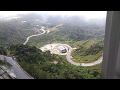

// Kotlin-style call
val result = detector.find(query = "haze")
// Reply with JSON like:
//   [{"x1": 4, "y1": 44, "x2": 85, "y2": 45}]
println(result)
[{"x1": 0, "y1": 11, "x2": 107, "y2": 19}]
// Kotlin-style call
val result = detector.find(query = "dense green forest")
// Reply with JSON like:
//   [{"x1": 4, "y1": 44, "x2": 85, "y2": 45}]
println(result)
[
  {"x1": 27, "y1": 23, "x2": 105, "y2": 48},
  {"x1": 6, "y1": 44, "x2": 101, "y2": 79},
  {"x1": 0, "y1": 15, "x2": 47, "y2": 46},
  {"x1": 0, "y1": 44, "x2": 102, "y2": 79},
  {"x1": 0, "y1": 46, "x2": 7, "y2": 55}
]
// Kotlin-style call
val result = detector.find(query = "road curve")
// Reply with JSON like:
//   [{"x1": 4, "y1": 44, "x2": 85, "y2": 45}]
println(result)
[
  {"x1": 23, "y1": 27, "x2": 102, "y2": 67},
  {"x1": 64, "y1": 44, "x2": 103, "y2": 66},
  {"x1": 81, "y1": 56, "x2": 103, "y2": 66},
  {"x1": 23, "y1": 27, "x2": 46, "y2": 45},
  {"x1": 5, "y1": 27, "x2": 46, "y2": 79},
  {"x1": 1, "y1": 27, "x2": 46, "y2": 79}
]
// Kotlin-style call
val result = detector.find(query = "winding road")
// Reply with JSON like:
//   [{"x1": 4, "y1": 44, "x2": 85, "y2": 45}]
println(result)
[
  {"x1": 24, "y1": 27, "x2": 103, "y2": 67},
  {"x1": 0, "y1": 26, "x2": 103, "y2": 79},
  {"x1": 0, "y1": 27, "x2": 46, "y2": 79},
  {"x1": 61, "y1": 44, "x2": 103, "y2": 66},
  {"x1": 23, "y1": 27, "x2": 46, "y2": 45},
  {"x1": 5, "y1": 26, "x2": 102, "y2": 79}
]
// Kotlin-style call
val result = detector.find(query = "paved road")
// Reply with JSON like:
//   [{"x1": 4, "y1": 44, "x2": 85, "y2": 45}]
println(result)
[
  {"x1": 64, "y1": 44, "x2": 103, "y2": 66},
  {"x1": 3, "y1": 26, "x2": 46, "y2": 79},
  {"x1": 23, "y1": 26, "x2": 103, "y2": 67},
  {"x1": 23, "y1": 27, "x2": 46, "y2": 45},
  {"x1": 81, "y1": 56, "x2": 103, "y2": 66},
  {"x1": 0, "y1": 27, "x2": 47, "y2": 79},
  {"x1": 0, "y1": 25, "x2": 103, "y2": 79}
]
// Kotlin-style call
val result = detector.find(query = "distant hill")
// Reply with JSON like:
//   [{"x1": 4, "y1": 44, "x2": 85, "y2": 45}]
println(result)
[
  {"x1": 0, "y1": 17, "x2": 42, "y2": 46},
  {"x1": 0, "y1": 13, "x2": 106, "y2": 46}
]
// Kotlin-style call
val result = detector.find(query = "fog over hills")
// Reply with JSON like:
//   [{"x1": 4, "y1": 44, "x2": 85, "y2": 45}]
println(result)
[
  {"x1": 0, "y1": 12, "x2": 106, "y2": 46},
  {"x1": 0, "y1": 11, "x2": 106, "y2": 18},
  {"x1": 0, "y1": 11, "x2": 106, "y2": 79}
]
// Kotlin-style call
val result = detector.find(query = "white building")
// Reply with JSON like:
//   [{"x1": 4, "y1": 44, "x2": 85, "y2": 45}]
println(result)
[{"x1": 58, "y1": 46, "x2": 66, "y2": 53}]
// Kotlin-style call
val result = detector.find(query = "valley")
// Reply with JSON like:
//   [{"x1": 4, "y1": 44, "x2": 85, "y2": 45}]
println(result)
[{"x1": 0, "y1": 12, "x2": 106, "y2": 79}]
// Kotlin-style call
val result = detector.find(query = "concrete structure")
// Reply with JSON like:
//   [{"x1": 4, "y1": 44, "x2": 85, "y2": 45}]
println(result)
[
  {"x1": 0, "y1": 55, "x2": 33, "y2": 79},
  {"x1": 102, "y1": 11, "x2": 120, "y2": 79},
  {"x1": 0, "y1": 56, "x2": 16, "y2": 79},
  {"x1": 58, "y1": 46, "x2": 66, "y2": 53},
  {"x1": 0, "y1": 66, "x2": 16, "y2": 79},
  {"x1": 0, "y1": 55, "x2": 5, "y2": 61}
]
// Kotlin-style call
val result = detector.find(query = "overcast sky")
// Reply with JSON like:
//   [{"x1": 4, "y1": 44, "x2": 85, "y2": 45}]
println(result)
[{"x1": 0, "y1": 11, "x2": 107, "y2": 19}]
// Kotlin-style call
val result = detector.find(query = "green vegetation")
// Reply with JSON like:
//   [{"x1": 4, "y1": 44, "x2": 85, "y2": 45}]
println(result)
[
  {"x1": 6, "y1": 44, "x2": 101, "y2": 79},
  {"x1": 81, "y1": 64, "x2": 102, "y2": 79},
  {"x1": 0, "y1": 13, "x2": 105, "y2": 79},
  {"x1": 7, "y1": 44, "x2": 84, "y2": 79},
  {"x1": 23, "y1": 20, "x2": 104, "y2": 79},
  {"x1": 27, "y1": 24, "x2": 104, "y2": 63},
  {"x1": 48, "y1": 24, "x2": 63, "y2": 32},
  {"x1": 27, "y1": 23, "x2": 104, "y2": 48},
  {"x1": 0, "y1": 18, "x2": 45, "y2": 46},
  {"x1": 71, "y1": 40, "x2": 103, "y2": 63},
  {"x1": 72, "y1": 51, "x2": 102, "y2": 63},
  {"x1": 0, "y1": 46, "x2": 7, "y2": 55}
]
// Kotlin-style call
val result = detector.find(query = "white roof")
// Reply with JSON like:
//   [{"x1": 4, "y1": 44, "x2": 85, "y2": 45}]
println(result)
[{"x1": 58, "y1": 46, "x2": 65, "y2": 50}]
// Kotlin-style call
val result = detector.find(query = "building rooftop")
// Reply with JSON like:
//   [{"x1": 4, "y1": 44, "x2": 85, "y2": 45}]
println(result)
[{"x1": 58, "y1": 46, "x2": 66, "y2": 51}]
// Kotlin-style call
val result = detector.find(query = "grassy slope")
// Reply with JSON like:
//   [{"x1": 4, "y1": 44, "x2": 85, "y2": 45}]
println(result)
[
  {"x1": 27, "y1": 24, "x2": 67, "y2": 48},
  {"x1": 18, "y1": 55, "x2": 102, "y2": 79},
  {"x1": 7, "y1": 44, "x2": 101, "y2": 79},
  {"x1": 27, "y1": 25, "x2": 103, "y2": 63},
  {"x1": 0, "y1": 19, "x2": 44, "y2": 46},
  {"x1": 71, "y1": 39, "x2": 103, "y2": 63},
  {"x1": 72, "y1": 51, "x2": 102, "y2": 63}
]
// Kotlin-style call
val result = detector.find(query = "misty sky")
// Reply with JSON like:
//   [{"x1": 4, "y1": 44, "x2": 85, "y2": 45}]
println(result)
[{"x1": 0, "y1": 11, "x2": 107, "y2": 19}]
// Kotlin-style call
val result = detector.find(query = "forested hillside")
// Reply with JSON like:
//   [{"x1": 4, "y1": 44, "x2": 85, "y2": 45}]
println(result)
[
  {"x1": 0, "y1": 13, "x2": 105, "y2": 79},
  {"x1": 7, "y1": 44, "x2": 101, "y2": 79},
  {"x1": 27, "y1": 22, "x2": 105, "y2": 48},
  {"x1": 0, "y1": 15, "x2": 46, "y2": 46},
  {"x1": 0, "y1": 13, "x2": 105, "y2": 46}
]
